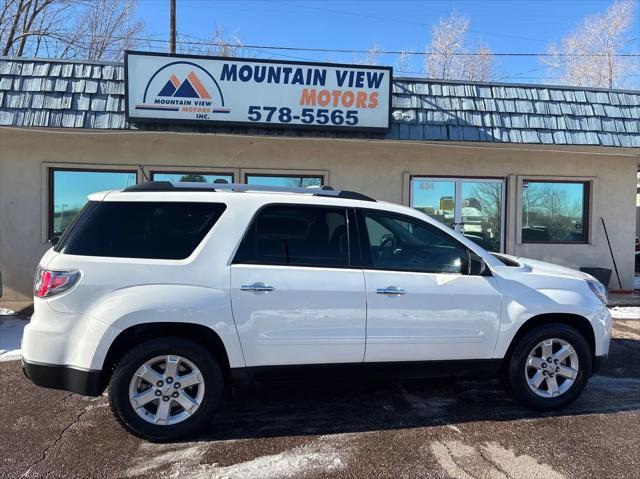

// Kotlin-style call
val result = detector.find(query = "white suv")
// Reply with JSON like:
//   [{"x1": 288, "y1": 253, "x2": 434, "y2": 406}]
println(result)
[{"x1": 22, "y1": 182, "x2": 611, "y2": 441}]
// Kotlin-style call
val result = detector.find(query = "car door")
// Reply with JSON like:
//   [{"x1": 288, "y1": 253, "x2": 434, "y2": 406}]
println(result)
[
  {"x1": 230, "y1": 203, "x2": 366, "y2": 367},
  {"x1": 358, "y1": 208, "x2": 502, "y2": 362}
]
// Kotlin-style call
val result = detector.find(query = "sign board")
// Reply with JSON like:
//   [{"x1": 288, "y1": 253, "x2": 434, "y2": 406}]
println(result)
[{"x1": 125, "y1": 51, "x2": 392, "y2": 132}]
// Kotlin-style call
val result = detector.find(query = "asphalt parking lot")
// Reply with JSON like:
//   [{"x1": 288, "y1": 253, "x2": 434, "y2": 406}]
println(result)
[{"x1": 1, "y1": 318, "x2": 639, "y2": 479}]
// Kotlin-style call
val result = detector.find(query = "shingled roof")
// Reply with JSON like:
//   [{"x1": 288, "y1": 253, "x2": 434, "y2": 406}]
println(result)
[{"x1": 1, "y1": 56, "x2": 639, "y2": 147}]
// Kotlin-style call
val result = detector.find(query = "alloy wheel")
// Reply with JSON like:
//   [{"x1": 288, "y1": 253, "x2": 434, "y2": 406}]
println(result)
[
  {"x1": 128, "y1": 355, "x2": 205, "y2": 426},
  {"x1": 525, "y1": 338, "x2": 580, "y2": 398}
]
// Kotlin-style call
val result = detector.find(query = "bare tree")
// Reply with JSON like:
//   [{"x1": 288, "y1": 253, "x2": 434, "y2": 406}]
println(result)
[
  {"x1": 0, "y1": 0, "x2": 143, "y2": 60},
  {"x1": 68, "y1": 0, "x2": 143, "y2": 61},
  {"x1": 1, "y1": 0, "x2": 61, "y2": 56},
  {"x1": 207, "y1": 26, "x2": 244, "y2": 57},
  {"x1": 425, "y1": 11, "x2": 497, "y2": 81},
  {"x1": 541, "y1": 0, "x2": 636, "y2": 88},
  {"x1": 462, "y1": 43, "x2": 494, "y2": 82},
  {"x1": 355, "y1": 44, "x2": 382, "y2": 66},
  {"x1": 178, "y1": 26, "x2": 246, "y2": 57},
  {"x1": 395, "y1": 48, "x2": 414, "y2": 75}
]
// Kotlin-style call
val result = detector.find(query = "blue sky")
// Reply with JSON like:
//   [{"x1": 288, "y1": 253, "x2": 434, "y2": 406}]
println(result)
[{"x1": 133, "y1": 0, "x2": 640, "y2": 89}]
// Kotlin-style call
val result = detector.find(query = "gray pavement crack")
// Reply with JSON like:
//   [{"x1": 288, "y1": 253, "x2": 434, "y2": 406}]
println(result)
[{"x1": 20, "y1": 403, "x2": 92, "y2": 478}]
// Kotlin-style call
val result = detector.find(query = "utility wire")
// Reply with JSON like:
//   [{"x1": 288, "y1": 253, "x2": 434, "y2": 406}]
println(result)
[{"x1": 22, "y1": 32, "x2": 640, "y2": 57}]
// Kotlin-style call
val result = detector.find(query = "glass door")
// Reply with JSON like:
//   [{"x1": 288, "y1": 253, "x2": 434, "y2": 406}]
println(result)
[{"x1": 410, "y1": 177, "x2": 505, "y2": 252}]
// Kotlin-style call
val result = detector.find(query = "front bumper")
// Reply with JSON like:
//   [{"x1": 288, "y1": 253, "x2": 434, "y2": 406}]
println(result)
[{"x1": 22, "y1": 359, "x2": 103, "y2": 396}]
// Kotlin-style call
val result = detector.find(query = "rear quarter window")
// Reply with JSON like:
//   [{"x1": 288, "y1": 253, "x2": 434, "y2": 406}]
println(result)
[{"x1": 55, "y1": 201, "x2": 226, "y2": 259}]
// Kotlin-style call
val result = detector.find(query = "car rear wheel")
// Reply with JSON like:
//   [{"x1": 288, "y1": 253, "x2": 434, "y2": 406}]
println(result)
[
  {"x1": 505, "y1": 323, "x2": 592, "y2": 410},
  {"x1": 108, "y1": 337, "x2": 223, "y2": 441}
]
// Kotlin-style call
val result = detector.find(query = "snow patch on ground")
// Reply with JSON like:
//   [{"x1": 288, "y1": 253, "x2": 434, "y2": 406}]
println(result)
[
  {"x1": 126, "y1": 443, "x2": 209, "y2": 478},
  {"x1": 206, "y1": 443, "x2": 345, "y2": 479},
  {"x1": 0, "y1": 307, "x2": 16, "y2": 315},
  {"x1": 126, "y1": 435, "x2": 351, "y2": 479},
  {"x1": 430, "y1": 440, "x2": 565, "y2": 479},
  {"x1": 609, "y1": 307, "x2": 640, "y2": 320},
  {"x1": 612, "y1": 320, "x2": 640, "y2": 340},
  {"x1": 0, "y1": 318, "x2": 26, "y2": 361}
]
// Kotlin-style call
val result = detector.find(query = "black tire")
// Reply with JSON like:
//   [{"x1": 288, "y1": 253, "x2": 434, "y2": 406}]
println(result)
[
  {"x1": 108, "y1": 337, "x2": 223, "y2": 441},
  {"x1": 505, "y1": 323, "x2": 592, "y2": 410}
]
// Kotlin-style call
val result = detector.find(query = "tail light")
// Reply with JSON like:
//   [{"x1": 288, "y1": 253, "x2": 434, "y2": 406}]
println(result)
[{"x1": 34, "y1": 268, "x2": 80, "y2": 298}]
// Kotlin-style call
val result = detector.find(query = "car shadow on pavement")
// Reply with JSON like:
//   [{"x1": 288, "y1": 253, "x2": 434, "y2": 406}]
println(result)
[{"x1": 195, "y1": 336, "x2": 640, "y2": 443}]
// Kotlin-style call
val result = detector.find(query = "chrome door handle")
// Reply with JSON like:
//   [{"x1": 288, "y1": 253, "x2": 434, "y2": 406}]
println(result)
[
  {"x1": 376, "y1": 286, "x2": 406, "y2": 295},
  {"x1": 241, "y1": 282, "x2": 275, "y2": 292}
]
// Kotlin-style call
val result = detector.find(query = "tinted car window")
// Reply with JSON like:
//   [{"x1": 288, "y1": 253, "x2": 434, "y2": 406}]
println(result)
[
  {"x1": 56, "y1": 201, "x2": 226, "y2": 259},
  {"x1": 361, "y1": 210, "x2": 468, "y2": 274},
  {"x1": 234, "y1": 205, "x2": 349, "y2": 267}
]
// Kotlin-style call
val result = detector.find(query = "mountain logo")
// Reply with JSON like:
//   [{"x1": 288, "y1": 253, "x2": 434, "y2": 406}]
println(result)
[
  {"x1": 158, "y1": 71, "x2": 211, "y2": 99},
  {"x1": 135, "y1": 60, "x2": 230, "y2": 116}
]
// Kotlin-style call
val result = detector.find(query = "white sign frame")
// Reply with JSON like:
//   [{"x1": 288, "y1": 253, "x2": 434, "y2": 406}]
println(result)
[{"x1": 125, "y1": 51, "x2": 392, "y2": 132}]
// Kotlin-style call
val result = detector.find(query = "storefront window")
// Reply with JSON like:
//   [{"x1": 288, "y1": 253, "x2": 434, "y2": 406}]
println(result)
[
  {"x1": 521, "y1": 180, "x2": 588, "y2": 243},
  {"x1": 411, "y1": 179, "x2": 456, "y2": 228},
  {"x1": 50, "y1": 169, "x2": 137, "y2": 239},
  {"x1": 410, "y1": 177, "x2": 504, "y2": 252},
  {"x1": 151, "y1": 172, "x2": 233, "y2": 184},
  {"x1": 245, "y1": 174, "x2": 323, "y2": 188},
  {"x1": 460, "y1": 180, "x2": 503, "y2": 252}
]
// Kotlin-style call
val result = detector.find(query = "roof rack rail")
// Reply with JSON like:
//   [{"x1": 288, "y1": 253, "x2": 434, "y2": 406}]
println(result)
[{"x1": 122, "y1": 181, "x2": 376, "y2": 202}]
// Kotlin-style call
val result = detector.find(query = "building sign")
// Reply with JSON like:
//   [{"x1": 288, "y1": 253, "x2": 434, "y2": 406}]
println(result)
[{"x1": 125, "y1": 51, "x2": 392, "y2": 131}]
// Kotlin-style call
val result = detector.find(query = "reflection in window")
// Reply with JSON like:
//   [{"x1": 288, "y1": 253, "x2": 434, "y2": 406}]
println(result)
[
  {"x1": 410, "y1": 179, "x2": 456, "y2": 228},
  {"x1": 410, "y1": 178, "x2": 504, "y2": 252},
  {"x1": 460, "y1": 181, "x2": 503, "y2": 252},
  {"x1": 521, "y1": 181, "x2": 588, "y2": 243},
  {"x1": 51, "y1": 169, "x2": 136, "y2": 239},
  {"x1": 151, "y1": 172, "x2": 233, "y2": 184},
  {"x1": 245, "y1": 174, "x2": 323, "y2": 188}
]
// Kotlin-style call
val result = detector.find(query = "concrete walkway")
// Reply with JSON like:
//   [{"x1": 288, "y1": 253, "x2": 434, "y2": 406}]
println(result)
[{"x1": 608, "y1": 294, "x2": 640, "y2": 307}]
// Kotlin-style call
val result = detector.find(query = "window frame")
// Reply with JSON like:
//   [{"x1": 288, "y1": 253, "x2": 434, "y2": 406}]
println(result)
[
  {"x1": 241, "y1": 168, "x2": 328, "y2": 188},
  {"x1": 404, "y1": 173, "x2": 508, "y2": 254},
  {"x1": 355, "y1": 207, "x2": 471, "y2": 275},
  {"x1": 47, "y1": 166, "x2": 138, "y2": 242},
  {"x1": 519, "y1": 178, "x2": 591, "y2": 245},
  {"x1": 232, "y1": 203, "x2": 360, "y2": 269},
  {"x1": 148, "y1": 166, "x2": 237, "y2": 184}
]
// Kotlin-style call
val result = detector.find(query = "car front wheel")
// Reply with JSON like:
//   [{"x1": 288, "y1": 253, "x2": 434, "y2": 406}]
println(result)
[
  {"x1": 108, "y1": 337, "x2": 223, "y2": 441},
  {"x1": 505, "y1": 323, "x2": 592, "y2": 410}
]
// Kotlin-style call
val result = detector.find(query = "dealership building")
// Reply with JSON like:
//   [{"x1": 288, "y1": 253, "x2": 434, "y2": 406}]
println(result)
[{"x1": 0, "y1": 53, "x2": 639, "y2": 309}]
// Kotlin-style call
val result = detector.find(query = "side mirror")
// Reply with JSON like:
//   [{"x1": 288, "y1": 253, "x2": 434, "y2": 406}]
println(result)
[
  {"x1": 49, "y1": 236, "x2": 59, "y2": 247},
  {"x1": 467, "y1": 251, "x2": 487, "y2": 276}
]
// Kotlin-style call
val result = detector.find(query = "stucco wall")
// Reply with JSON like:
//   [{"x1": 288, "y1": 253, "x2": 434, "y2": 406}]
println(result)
[{"x1": 1, "y1": 127, "x2": 637, "y2": 305}]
